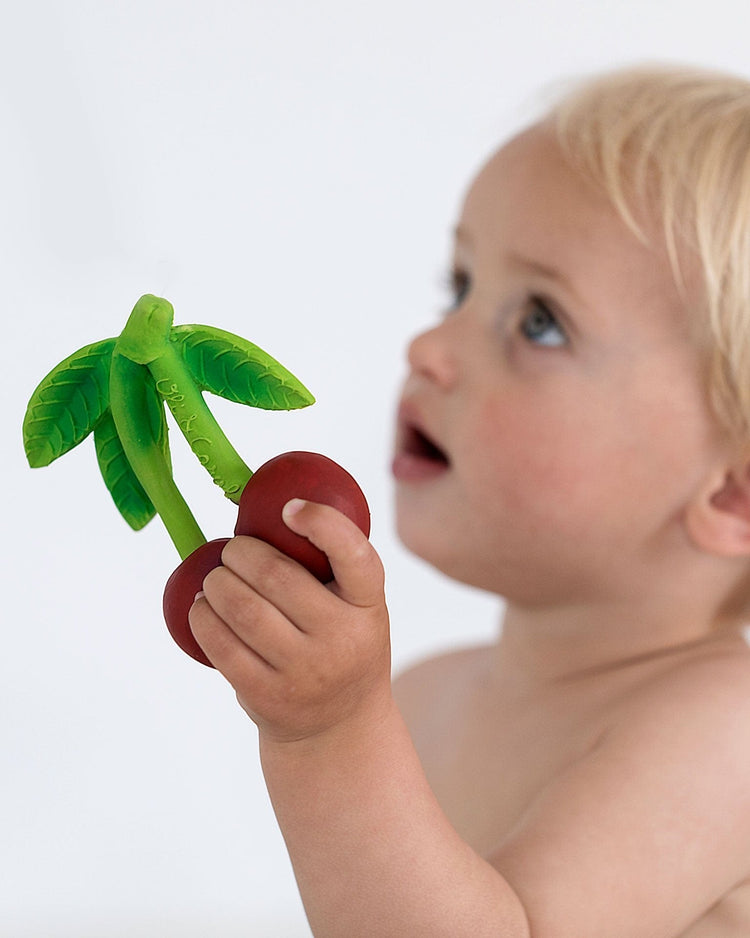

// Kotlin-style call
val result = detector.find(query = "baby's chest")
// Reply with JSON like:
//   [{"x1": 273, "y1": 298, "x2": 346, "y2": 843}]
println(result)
[{"x1": 411, "y1": 697, "x2": 604, "y2": 857}]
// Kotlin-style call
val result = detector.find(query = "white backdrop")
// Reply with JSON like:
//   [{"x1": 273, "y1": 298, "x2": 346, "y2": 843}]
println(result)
[{"x1": 3, "y1": 2, "x2": 748, "y2": 935}]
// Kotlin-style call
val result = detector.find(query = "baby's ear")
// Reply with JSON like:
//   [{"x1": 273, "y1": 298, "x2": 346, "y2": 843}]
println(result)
[{"x1": 685, "y1": 461, "x2": 750, "y2": 556}]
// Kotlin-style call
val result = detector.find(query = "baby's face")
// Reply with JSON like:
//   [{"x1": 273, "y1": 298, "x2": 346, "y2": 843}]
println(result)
[{"x1": 393, "y1": 124, "x2": 726, "y2": 603}]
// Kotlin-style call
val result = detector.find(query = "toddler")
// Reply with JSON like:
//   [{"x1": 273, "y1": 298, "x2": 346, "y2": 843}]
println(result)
[{"x1": 190, "y1": 65, "x2": 750, "y2": 937}]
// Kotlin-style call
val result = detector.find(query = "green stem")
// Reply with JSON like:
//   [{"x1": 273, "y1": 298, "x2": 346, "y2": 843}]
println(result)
[
  {"x1": 147, "y1": 342, "x2": 252, "y2": 504},
  {"x1": 110, "y1": 352, "x2": 206, "y2": 561},
  {"x1": 116, "y1": 293, "x2": 252, "y2": 505}
]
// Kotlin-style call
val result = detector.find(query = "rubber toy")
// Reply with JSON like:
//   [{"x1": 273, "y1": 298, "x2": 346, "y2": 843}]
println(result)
[{"x1": 23, "y1": 294, "x2": 370, "y2": 666}]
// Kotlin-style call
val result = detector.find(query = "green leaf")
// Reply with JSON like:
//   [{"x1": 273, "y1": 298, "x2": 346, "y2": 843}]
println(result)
[
  {"x1": 171, "y1": 324, "x2": 315, "y2": 411},
  {"x1": 94, "y1": 409, "x2": 157, "y2": 530},
  {"x1": 93, "y1": 364, "x2": 172, "y2": 530},
  {"x1": 23, "y1": 338, "x2": 116, "y2": 468}
]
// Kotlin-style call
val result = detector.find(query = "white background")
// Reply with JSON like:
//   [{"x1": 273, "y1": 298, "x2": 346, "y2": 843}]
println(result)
[{"x1": 2, "y1": 1, "x2": 748, "y2": 935}]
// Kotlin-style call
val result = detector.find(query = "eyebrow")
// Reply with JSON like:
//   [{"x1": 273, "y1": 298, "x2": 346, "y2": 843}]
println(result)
[
  {"x1": 506, "y1": 253, "x2": 578, "y2": 294},
  {"x1": 454, "y1": 226, "x2": 585, "y2": 308}
]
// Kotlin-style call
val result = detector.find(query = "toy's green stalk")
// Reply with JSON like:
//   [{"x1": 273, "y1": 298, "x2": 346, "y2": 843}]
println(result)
[
  {"x1": 117, "y1": 295, "x2": 252, "y2": 502},
  {"x1": 148, "y1": 343, "x2": 252, "y2": 501},
  {"x1": 109, "y1": 352, "x2": 206, "y2": 561}
]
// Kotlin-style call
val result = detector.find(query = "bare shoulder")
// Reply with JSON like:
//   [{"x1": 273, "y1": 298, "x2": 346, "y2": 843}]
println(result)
[
  {"x1": 599, "y1": 632, "x2": 750, "y2": 834},
  {"x1": 393, "y1": 643, "x2": 490, "y2": 724},
  {"x1": 613, "y1": 632, "x2": 750, "y2": 731},
  {"x1": 490, "y1": 636, "x2": 750, "y2": 936}
]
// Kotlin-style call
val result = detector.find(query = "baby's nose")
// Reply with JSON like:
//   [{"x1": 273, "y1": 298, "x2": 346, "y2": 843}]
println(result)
[{"x1": 406, "y1": 320, "x2": 459, "y2": 389}]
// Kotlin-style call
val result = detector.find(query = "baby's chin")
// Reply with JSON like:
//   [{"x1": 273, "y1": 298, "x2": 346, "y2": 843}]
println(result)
[{"x1": 393, "y1": 506, "x2": 485, "y2": 588}]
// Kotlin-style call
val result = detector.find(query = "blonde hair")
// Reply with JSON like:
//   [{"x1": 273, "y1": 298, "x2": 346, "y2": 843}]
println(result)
[{"x1": 550, "y1": 64, "x2": 750, "y2": 441}]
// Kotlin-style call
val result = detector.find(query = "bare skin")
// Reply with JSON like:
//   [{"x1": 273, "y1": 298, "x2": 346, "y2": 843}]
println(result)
[
  {"x1": 190, "y1": 124, "x2": 750, "y2": 936},
  {"x1": 394, "y1": 633, "x2": 750, "y2": 937}
]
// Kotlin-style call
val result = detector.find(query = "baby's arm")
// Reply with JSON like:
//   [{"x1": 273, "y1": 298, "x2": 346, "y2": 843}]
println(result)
[
  {"x1": 189, "y1": 501, "x2": 529, "y2": 937},
  {"x1": 189, "y1": 503, "x2": 750, "y2": 937}
]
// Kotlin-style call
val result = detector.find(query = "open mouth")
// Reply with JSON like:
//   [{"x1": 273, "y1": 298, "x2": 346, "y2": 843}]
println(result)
[
  {"x1": 393, "y1": 416, "x2": 450, "y2": 481},
  {"x1": 402, "y1": 424, "x2": 449, "y2": 465}
]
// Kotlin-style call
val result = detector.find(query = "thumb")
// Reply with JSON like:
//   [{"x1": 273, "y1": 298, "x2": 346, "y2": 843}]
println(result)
[{"x1": 282, "y1": 498, "x2": 384, "y2": 606}]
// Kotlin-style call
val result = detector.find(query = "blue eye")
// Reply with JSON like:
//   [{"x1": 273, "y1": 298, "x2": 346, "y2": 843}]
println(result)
[
  {"x1": 520, "y1": 298, "x2": 567, "y2": 347},
  {"x1": 445, "y1": 267, "x2": 470, "y2": 312}
]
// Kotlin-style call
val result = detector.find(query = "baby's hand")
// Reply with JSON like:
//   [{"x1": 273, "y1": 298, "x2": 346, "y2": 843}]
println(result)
[{"x1": 188, "y1": 500, "x2": 391, "y2": 744}]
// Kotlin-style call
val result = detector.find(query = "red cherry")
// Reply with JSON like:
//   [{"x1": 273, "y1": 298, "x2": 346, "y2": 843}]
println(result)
[
  {"x1": 234, "y1": 451, "x2": 370, "y2": 582},
  {"x1": 162, "y1": 537, "x2": 230, "y2": 667}
]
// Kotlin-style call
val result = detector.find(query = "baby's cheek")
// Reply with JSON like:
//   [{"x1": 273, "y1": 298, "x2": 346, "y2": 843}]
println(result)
[{"x1": 472, "y1": 403, "x2": 586, "y2": 503}]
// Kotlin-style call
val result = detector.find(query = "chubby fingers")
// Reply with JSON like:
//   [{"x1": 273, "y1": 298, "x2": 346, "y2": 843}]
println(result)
[
  {"x1": 192, "y1": 554, "x2": 303, "y2": 670},
  {"x1": 281, "y1": 498, "x2": 384, "y2": 606},
  {"x1": 189, "y1": 500, "x2": 382, "y2": 666},
  {"x1": 189, "y1": 531, "x2": 338, "y2": 674}
]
